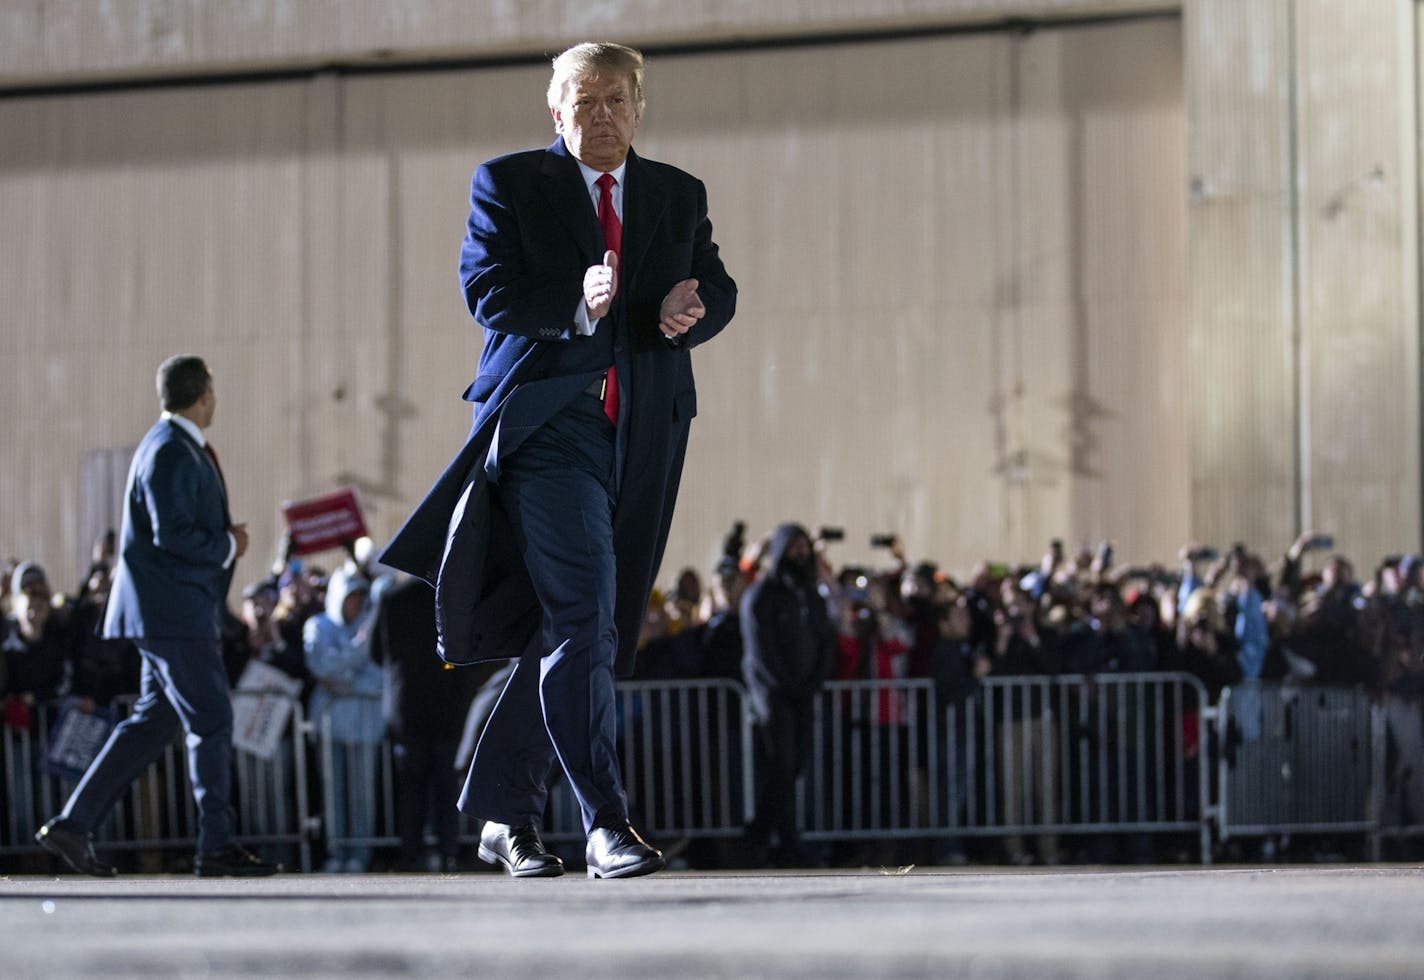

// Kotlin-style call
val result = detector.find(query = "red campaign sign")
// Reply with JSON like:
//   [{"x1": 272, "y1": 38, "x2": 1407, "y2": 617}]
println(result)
[{"x1": 280, "y1": 487, "x2": 369, "y2": 557}]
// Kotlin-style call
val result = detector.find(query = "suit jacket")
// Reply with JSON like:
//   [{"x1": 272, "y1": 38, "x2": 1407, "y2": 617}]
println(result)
[
  {"x1": 103, "y1": 418, "x2": 233, "y2": 642},
  {"x1": 380, "y1": 137, "x2": 736, "y2": 675}
]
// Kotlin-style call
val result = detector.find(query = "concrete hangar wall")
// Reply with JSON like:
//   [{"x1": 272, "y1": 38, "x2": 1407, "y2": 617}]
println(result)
[{"x1": 0, "y1": 0, "x2": 1417, "y2": 591}]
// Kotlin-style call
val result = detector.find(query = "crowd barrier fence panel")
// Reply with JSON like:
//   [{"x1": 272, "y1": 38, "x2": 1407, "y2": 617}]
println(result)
[
  {"x1": 1216, "y1": 682, "x2": 1383, "y2": 858},
  {"x1": 802, "y1": 674, "x2": 1214, "y2": 861},
  {"x1": 1, "y1": 704, "x2": 64, "y2": 855},
  {"x1": 314, "y1": 715, "x2": 397, "y2": 868},
  {"x1": 1379, "y1": 692, "x2": 1424, "y2": 850},
  {"x1": 802, "y1": 678, "x2": 938, "y2": 843},
  {"x1": 317, "y1": 679, "x2": 755, "y2": 858},
  {"x1": 1, "y1": 693, "x2": 312, "y2": 871},
  {"x1": 13, "y1": 675, "x2": 1417, "y2": 870},
  {"x1": 518, "y1": 678, "x2": 756, "y2": 843}
]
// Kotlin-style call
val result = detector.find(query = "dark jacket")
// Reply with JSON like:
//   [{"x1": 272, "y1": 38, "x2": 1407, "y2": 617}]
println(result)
[
  {"x1": 1, "y1": 615, "x2": 75, "y2": 703},
  {"x1": 372, "y1": 577, "x2": 477, "y2": 741},
  {"x1": 379, "y1": 138, "x2": 735, "y2": 677},
  {"x1": 740, "y1": 524, "x2": 836, "y2": 721},
  {"x1": 103, "y1": 418, "x2": 233, "y2": 641}
]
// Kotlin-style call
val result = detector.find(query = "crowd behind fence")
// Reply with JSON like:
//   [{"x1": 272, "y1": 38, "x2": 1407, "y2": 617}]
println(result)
[
  {"x1": 4, "y1": 524, "x2": 1424, "y2": 871},
  {"x1": 3, "y1": 675, "x2": 1420, "y2": 873}
]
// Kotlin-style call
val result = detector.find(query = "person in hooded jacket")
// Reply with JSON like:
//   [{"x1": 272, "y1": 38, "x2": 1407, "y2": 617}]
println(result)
[
  {"x1": 739, "y1": 523, "x2": 835, "y2": 866},
  {"x1": 304, "y1": 567, "x2": 383, "y2": 873}
]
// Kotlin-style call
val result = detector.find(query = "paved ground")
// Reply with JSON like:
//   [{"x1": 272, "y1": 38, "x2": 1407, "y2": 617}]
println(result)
[{"x1": 2, "y1": 865, "x2": 1422, "y2": 978}]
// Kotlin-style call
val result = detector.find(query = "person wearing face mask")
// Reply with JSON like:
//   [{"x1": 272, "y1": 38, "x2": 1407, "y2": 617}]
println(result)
[{"x1": 739, "y1": 523, "x2": 836, "y2": 867}]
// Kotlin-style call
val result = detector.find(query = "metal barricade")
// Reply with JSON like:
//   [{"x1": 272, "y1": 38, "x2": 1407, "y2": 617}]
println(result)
[
  {"x1": 1217, "y1": 683, "x2": 1383, "y2": 858},
  {"x1": 230, "y1": 694, "x2": 313, "y2": 872},
  {"x1": 803, "y1": 678, "x2": 939, "y2": 841},
  {"x1": 1, "y1": 701, "x2": 69, "y2": 856},
  {"x1": 803, "y1": 674, "x2": 1213, "y2": 861},
  {"x1": 515, "y1": 678, "x2": 755, "y2": 843},
  {"x1": 316, "y1": 679, "x2": 754, "y2": 859},
  {"x1": 23, "y1": 673, "x2": 1415, "y2": 869},
  {"x1": 1379, "y1": 691, "x2": 1424, "y2": 852},
  {"x1": 313, "y1": 714, "x2": 394, "y2": 870},
  {"x1": 1, "y1": 692, "x2": 312, "y2": 871}
]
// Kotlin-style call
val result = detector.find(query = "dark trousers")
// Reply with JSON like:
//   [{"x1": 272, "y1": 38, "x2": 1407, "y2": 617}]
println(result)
[
  {"x1": 750, "y1": 701, "x2": 814, "y2": 856},
  {"x1": 62, "y1": 638, "x2": 234, "y2": 853},
  {"x1": 393, "y1": 736, "x2": 460, "y2": 863},
  {"x1": 461, "y1": 395, "x2": 627, "y2": 833}
]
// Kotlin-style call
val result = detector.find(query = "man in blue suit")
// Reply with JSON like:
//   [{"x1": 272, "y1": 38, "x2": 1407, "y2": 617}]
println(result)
[
  {"x1": 36, "y1": 355, "x2": 278, "y2": 877},
  {"x1": 381, "y1": 42, "x2": 736, "y2": 879}
]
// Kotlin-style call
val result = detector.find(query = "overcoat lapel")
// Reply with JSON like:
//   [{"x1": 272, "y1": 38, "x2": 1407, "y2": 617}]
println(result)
[
  {"x1": 539, "y1": 139, "x2": 602, "y2": 265},
  {"x1": 621, "y1": 149, "x2": 667, "y2": 294}
]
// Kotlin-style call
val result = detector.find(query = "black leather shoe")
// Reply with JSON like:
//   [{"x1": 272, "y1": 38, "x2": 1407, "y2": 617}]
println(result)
[
  {"x1": 478, "y1": 821, "x2": 564, "y2": 878},
  {"x1": 194, "y1": 843, "x2": 281, "y2": 878},
  {"x1": 35, "y1": 818, "x2": 116, "y2": 878},
  {"x1": 585, "y1": 822, "x2": 664, "y2": 879}
]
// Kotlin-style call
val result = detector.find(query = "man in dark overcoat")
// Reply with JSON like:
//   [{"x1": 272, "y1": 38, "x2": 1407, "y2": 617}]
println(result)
[{"x1": 380, "y1": 41, "x2": 735, "y2": 879}]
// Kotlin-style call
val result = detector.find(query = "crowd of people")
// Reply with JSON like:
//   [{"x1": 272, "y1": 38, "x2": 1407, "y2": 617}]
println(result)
[
  {"x1": 636, "y1": 523, "x2": 1424, "y2": 863},
  {"x1": 4, "y1": 523, "x2": 1423, "y2": 871},
  {"x1": 638, "y1": 523, "x2": 1424, "y2": 698}
]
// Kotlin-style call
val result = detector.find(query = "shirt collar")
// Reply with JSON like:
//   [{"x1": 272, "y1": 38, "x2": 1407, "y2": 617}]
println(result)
[
  {"x1": 576, "y1": 158, "x2": 627, "y2": 197},
  {"x1": 161, "y1": 411, "x2": 206, "y2": 448}
]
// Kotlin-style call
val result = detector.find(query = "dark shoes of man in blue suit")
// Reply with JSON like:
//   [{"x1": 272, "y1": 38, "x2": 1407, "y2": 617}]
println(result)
[
  {"x1": 475, "y1": 818, "x2": 664, "y2": 879},
  {"x1": 585, "y1": 820, "x2": 665, "y2": 879},
  {"x1": 478, "y1": 822, "x2": 565, "y2": 878},
  {"x1": 36, "y1": 356, "x2": 277, "y2": 879}
]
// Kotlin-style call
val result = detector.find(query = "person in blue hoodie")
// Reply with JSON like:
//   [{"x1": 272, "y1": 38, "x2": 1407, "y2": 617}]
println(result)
[{"x1": 304, "y1": 567, "x2": 383, "y2": 873}]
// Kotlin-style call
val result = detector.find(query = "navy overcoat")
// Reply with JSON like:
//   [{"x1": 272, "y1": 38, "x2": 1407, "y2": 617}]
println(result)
[{"x1": 379, "y1": 138, "x2": 736, "y2": 675}]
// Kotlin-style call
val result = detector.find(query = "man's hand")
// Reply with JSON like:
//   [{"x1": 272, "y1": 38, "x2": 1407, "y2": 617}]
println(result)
[
  {"x1": 584, "y1": 250, "x2": 618, "y2": 320},
  {"x1": 231, "y1": 523, "x2": 249, "y2": 561},
  {"x1": 659, "y1": 278, "x2": 704, "y2": 338}
]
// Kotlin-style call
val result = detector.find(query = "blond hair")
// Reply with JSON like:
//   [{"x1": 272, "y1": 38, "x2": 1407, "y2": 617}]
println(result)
[
  {"x1": 547, "y1": 42, "x2": 646, "y2": 115},
  {"x1": 1180, "y1": 587, "x2": 1224, "y2": 633}
]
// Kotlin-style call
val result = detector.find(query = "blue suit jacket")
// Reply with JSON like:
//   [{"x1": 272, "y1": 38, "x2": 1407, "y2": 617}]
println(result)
[
  {"x1": 381, "y1": 138, "x2": 736, "y2": 674},
  {"x1": 103, "y1": 418, "x2": 233, "y2": 642}
]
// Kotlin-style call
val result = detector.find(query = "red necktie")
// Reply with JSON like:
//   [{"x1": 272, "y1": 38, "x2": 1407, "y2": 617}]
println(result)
[{"x1": 596, "y1": 172, "x2": 621, "y2": 425}]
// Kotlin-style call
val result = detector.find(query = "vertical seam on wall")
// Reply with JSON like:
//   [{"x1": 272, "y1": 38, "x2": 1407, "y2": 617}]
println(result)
[
  {"x1": 1415, "y1": 0, "x2": 1424, "y2": 550},
  {"x1": 1287, "y1": 0, "x2": 1307, "y2": 538}
]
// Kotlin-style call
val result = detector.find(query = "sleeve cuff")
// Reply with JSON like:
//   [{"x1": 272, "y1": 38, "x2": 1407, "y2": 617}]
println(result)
[
  {"x1": 224, "y1": 532, "x2": 238, "y2": 569},
  {"x1": 574, "y1": 300, "x2": 599, "y2": 337}
]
